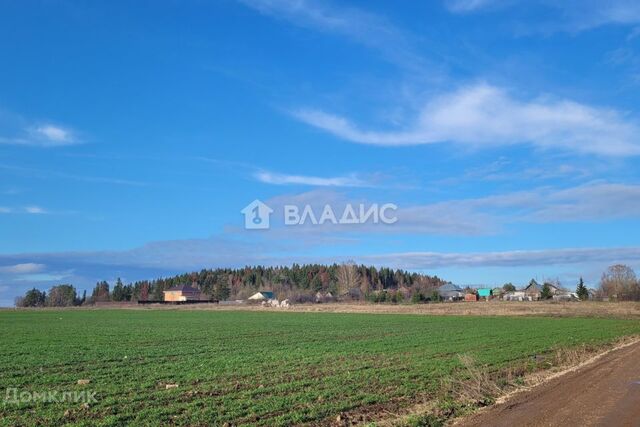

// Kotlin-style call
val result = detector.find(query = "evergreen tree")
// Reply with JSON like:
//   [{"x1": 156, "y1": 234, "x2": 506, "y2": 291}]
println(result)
[
  {"x1": 112, "y1": 278, "x2": 125, "y2": 301},
  {"x1": 540, "y1": 283, "x2": 553, "y2": 300},
  {"x1": 20, "y1": 288, "x2": 46, "y2": 307},
  {"x1": 576, "y1": 277, "x2": 589, "y2": 300},
  {"x1": 92, "y1": 281, "x2": 110, "y2": 302},
  {"x1": 502, "y1": 283, "x2": 516, "y2": 292}
]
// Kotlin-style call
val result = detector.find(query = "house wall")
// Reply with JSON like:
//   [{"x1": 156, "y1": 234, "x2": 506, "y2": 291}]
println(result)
[{"x1": 164, "y1": 291, "x2": 185, "y2": 302}]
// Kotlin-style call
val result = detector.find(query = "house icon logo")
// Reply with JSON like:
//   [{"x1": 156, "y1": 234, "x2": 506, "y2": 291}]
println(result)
[{"x1": 241, "y1": 199, "x2": 273, "y2": 230}]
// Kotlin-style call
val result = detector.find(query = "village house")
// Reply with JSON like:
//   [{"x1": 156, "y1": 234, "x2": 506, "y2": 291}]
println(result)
[
  {"x1": 504, "y1": 281, "x2": 568, "y2": 301},
  {"x1": 163, "y1": 284, "x2": 202, "y2": 302},
  {"x1": 523, "y1": 281, "x2": 543, "y2": 300},
  {"x1": 248, "y1": 291, "x2": 275, "y2": 301},
  {"x1": 438, "y1": 283, "x2": 464, "y2": 301}
]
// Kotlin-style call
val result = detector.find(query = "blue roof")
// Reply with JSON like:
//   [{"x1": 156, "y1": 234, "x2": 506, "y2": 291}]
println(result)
[{"x1": 259, "y1": 291, "x2": 274, "y2": 298}]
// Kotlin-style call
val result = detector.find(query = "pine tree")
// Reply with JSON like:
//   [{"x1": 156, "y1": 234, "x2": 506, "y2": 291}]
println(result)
[
  {"x1": 576, "y1": 277, "x2": 589, "y2": 300},
  {"x1": 540, "y1": 283, "x2": 553, "y2": 300},
  {"x1": 112, "y1": 278, "x2": 125, "y2": 302}
]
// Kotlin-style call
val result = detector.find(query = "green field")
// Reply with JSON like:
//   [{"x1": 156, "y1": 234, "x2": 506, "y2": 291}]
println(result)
[{"x1": 1, "y1": 310, "x2": 639, "y2": 426}]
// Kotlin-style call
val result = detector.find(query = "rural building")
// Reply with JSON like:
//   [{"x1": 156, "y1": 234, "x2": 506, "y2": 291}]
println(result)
[
  {"x1": 503, "y1": 291, "x2": 527, "y2": 301},
  {"x1": 523, "y1": 282, "x2": 543, "y2": 300},
  {"x1": 477, "y1": 288, "x2": 493, "y2": 299},
  {"x1": 465, "y1": 293, "x2": 478, "y2": 302},
  {"x1": 438, "y1": 283, "x2": 464, "y2": 301},
  {"x1": 552, "y1": 293, "x2": 579, "y2": 301},
  {"x1": 163, "y1": 284, "x2": 201, "y2": 302},
  {"x1": 248, "y1": 291, "x2": 275, "y2": 301}
]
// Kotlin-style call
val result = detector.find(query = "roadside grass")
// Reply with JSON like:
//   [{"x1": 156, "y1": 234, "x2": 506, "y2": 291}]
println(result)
[{"x1": 1, "y1": 310, "x2": 639, "y2": 426}]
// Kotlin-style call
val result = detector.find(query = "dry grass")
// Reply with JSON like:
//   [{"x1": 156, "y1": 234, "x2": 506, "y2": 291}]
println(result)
[
  {"x1": 140, "y1": 300, "x2": 640, "y2": 319},
  {"x1": 10, "y1": 300, "x2": 640, "y2": 319},
  {"x1": 385, "y1": 335, "x2": 640, "y2": 426},
  {"x1": 443, "y1": 354, "x2": 503, "y2": 407}
]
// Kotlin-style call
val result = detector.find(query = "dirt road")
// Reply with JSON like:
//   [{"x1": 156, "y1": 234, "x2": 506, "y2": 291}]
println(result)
[{"x1": 457, "y1": 341, "x2": 640, "y2": 427}]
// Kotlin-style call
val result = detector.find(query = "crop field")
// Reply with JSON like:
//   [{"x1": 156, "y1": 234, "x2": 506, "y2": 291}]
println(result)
[{"x1": 1, "y1": 310, "x2": 639, "y2": 426}]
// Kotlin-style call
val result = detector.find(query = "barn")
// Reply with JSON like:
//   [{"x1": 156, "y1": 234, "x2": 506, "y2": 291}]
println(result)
[{"x1": 163, "y1": 284, "x2": 201, "y2": 302}]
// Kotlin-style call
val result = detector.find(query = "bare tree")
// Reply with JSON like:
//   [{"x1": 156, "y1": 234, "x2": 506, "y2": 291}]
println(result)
[
  {"x1": 337, "y1": 262, "x2": 361, "y2": 297},
  {"x1": 600, "y1": 264, "x2": 638, "y2": 300}
]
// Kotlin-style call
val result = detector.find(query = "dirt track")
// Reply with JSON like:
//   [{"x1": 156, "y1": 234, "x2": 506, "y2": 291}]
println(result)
[{"x1": 457, "y1": 341, "x2": 640, "y2": 427}]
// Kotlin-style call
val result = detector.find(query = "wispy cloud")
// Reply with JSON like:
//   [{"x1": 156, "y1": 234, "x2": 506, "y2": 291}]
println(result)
[
  {"x1": 445, "y1": 0, "x2": 503, "y2": 13},
  {"x1": 293, "y1": 83, "x2": 640, "y2": 156},
  {"x1": 238, "y1": 0, "x2": 427, "y2": 71},
  {"x1": 250, "y1": 182, "x2": 640, "y2": 238},
  {"x1": 404, "y1": 181, "x2": 640, "y2": 228},
  {"x1": 445, "y1": 0, "x2": 640, "y2": 32},
  {"x1": 0, "y1": 109, "x2": 82, "y2": 147},
  {"x1": 255, "y1": 170, "x2": 372, "y2": 187},
  {"x1": 0, "y1": 263, "x2": 45, "y2": 274},
  {"x1": 0, "y1": 123, "x2": 81, "y2": 147},
  {"x1": 360, "y1": 247, "x2": 640, "y2": 269},
  {"x1": 0, "y1": 206, "x2": 50, "y2": 215},
  {"x1": 30, "y1": 125, "x2": 76, "y2": 144},
  {"x1": 0, "y1": 163, "x2": 147, "y2": 187},
  {"x1": 24, "y1": 206, "x2": 47, "y2": 214}
]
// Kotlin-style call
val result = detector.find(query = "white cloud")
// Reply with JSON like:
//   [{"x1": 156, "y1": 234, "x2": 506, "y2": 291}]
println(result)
[
  {"x1": 24, "y1": 206, "x2": 47, "y2": 214},
  {"x1": 255, "y1": 170, "x2": 371, "y2": 187},
  {"x1": 294, "y1": 83, "x2": 640, "y2": 156},
  {"x1": 0, "y1": 206, "x2": 51, "y2": 215},
  {"x1": 27, "y1": 124, "x2": 79, "y2": 146},
  {"x1": 33, "y1": 125, "x2": 72, "y2": 142},
  {"x1": 0, "y1": 263, "x2": 46, "y2": 274},
  {"x1": 0, "y1": 120, "x2": 80, "y2": 147}
]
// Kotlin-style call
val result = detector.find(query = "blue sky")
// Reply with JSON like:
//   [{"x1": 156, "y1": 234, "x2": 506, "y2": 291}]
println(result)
[{"x1": 2, "y1": 0, "x2": 640, "y2": 305}]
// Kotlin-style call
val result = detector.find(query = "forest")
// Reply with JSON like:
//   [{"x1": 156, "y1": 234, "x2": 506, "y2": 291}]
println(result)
[{"x1": 15, "y1": 263, "x2": 450, "y2": 306}]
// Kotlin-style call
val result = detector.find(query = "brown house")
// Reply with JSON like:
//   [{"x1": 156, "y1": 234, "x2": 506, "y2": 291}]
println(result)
[{"x1": 163, "y1": 284, "x2": 201, "y2": 302}]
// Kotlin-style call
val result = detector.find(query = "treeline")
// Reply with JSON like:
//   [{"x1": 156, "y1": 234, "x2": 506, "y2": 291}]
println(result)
[
  {"x1": 15, "y1": 285, "x2": 86, "y2": 308},
  {"x1": 16, "y1": 264, "x2": 449, "y2": 306},
  {"x1": 94, "y1": 263, "x2": 449, "y2": 303}
]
